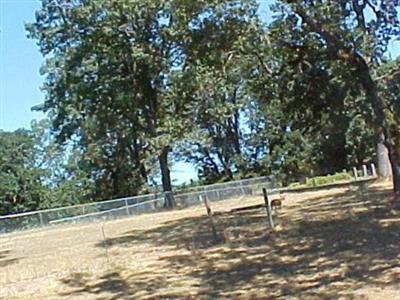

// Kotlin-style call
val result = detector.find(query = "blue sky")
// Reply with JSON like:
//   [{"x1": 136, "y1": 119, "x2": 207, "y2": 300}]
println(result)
[
  {"x1": 0, "y1": 0, "x2": 44, "y2": 131},
  {"x1": 0, "y1": 0, "x2": 271, "y2": 132},
  {"x1": 0, "y1": 0, "x2": 399, "y2": 184}
]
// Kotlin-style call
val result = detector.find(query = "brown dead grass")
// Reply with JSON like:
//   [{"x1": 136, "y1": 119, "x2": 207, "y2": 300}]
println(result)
[{"x1": 1, "y1": 180, "x2": 400, "y2": 299}]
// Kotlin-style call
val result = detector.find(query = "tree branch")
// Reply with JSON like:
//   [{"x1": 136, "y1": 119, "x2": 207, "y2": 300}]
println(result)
[{"x1": 375, "y1": 68, "x2": 400, "y2": 81}]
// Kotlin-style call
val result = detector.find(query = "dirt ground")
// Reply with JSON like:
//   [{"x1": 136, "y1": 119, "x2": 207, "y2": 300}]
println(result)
[{"x1": 1, "y1": 180, "x2": 400, "y2": 299}]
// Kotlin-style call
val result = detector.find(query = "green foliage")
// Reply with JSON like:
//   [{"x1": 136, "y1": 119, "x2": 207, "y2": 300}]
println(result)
[
  {"x1": 376, "y1": 58, "x2": 400, "y2": 169},
  {"x1": 288, "y1": 182, "x2": 302, "y2": 188},
  {"x1": 4, "y1": 0, "x2": 398, "y2": 215},
  {"x1": 0, "y1": 120, "x2": 97, "y2": 215},
  {"x1": 0, "y1": 129, "x2": 46, "y2": 214},
  {"x1": 288, "y1": 172, "x2": 353, "y2": 189},
  {"x1": 27, "y1": 0, "x2": 259, "y2": 196},
  {"x1": 244, "y1": 0, "x2": 399, "y2": 184},
  {"x1": 305, "y1": 173, "x2": 353, "y2": 187}
]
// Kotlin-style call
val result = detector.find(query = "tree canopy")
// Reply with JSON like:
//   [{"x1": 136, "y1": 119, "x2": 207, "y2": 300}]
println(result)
[{"x1": 1, "y1": 0, "x2": 399, "y2": 215}]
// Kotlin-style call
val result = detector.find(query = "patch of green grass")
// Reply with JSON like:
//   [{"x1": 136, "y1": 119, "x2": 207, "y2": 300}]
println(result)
[{"x1": 289, "y1": 172, "x2": 353, "y2": 189}]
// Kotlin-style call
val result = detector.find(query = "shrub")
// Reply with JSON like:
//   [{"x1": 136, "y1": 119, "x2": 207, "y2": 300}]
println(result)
[
  {"x1": 304, "y1": 172, "x2": 352, "y2": 187},
  {"x1": 288, "y1": 182, "x2": 302, "y2": 188}
]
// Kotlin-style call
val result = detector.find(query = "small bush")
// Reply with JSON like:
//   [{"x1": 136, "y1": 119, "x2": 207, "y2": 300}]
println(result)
[
  {"x1": 304, "y1": 172, "x2": 353, "y2": 187},
  {"x1": 288, "y1": 182, "x2": 302, "y2": 188},
  {"x1": 330, "y1": 172, "x2": 353, "y2": 181}
]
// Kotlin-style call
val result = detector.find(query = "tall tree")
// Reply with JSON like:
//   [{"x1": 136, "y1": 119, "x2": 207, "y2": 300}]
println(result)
[
  {"x1": 27, "y1": 0, "x2": 259, "y2": 204},
  {"x1": 376, "y1": 58, "x2": 400, "y2": 183},
  {"x1": 250, "y1": 0, "x2": 400, "y2": 189},
  {"x1": 0, "y1": 129, "x2": 46, "y2": 215},
  {"x1": 31, "y1": 119, "x2": 95, "y2": 208}
]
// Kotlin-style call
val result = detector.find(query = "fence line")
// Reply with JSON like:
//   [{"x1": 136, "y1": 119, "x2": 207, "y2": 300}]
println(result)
[
  {"x1": 0, "y1": 192, "x2": 162, "y2": 220},
  {"x1": 175, "y1": 176, "x2": 271, "y2": 193},
  {"x1": 0, "y1": 166, "x2": 376, "y2": 234},
  {"x1": 0, "y1": 175, "x2": 275, "y2": 233},
  {"x1": 0, "y1": 165, "x2": 379, "y2": 293}
]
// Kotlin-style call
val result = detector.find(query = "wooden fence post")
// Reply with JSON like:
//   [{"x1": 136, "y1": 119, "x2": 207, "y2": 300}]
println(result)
[
  {"x1": 200, "y1": 195, "x2": 218, "y2": 243},
  {"x1": 101, "y1": 225, "x2": 110, "y2": 268},
  {"x1": 262, "y1": 188, "x2": 275, "y2": 229}
]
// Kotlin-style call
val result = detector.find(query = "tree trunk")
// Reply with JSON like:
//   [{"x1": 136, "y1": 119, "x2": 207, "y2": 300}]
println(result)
[
  {"x1": 360, "y1": 78, "x2": 400, "y2": 192},
  {"x1": 202, "y1": 146, "x2": 221, "y2": 175},
  {"x1": 355, "y1": 60, "x2": 400, "y2": 192},
  {"x1": 216, "y1": 150, "x2": 233, "y2": 179},
  {"x1": 376, "y1": 138, "x2": 391, "y2": 178},
  {"x1": 346, "y1": 50, "x2": 400, "y2": 192},
  {"x1": 294, "y1": 6, "x2": 400, "y2": 193},
  {"x1": 159, "y1": 146, "x2": 175, "y2": 208},
  {"x1": 387, "y1": 145, "x2": 400, "y2": 192},
  {"x1": 385, "y1": 125, "x2": 400, "y2": 192}
]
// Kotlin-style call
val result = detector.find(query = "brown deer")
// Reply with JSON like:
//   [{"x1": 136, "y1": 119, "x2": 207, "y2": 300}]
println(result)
[
  {"x1": 270, "y1": 199, "x2": 282, "y2": 211},
  {"x1": 271, "y1": 193, "x2": 285, "y2": 211}
]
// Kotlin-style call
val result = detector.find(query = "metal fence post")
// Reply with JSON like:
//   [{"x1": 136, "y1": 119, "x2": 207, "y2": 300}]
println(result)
[
  {"x1": 124, "y1": 199, "x2": 130, "y2": 215},
  {"x1": 38, "y1": 212, "x2": 44, "y2": 226},
  {"x1": 217, "y1": 190, "x2": 221, "y2": 201},
  {"x1": 240, "y1": 181, "x2": 245, "y2": 196}
]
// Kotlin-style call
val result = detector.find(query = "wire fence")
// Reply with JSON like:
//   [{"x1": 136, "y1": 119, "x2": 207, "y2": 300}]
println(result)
[
  {"x1": 0, "y1": 176, "x2": 274, "y2": 234},
  {"x1": 0, "y1": 164, "x2": 378, "y2": 297},
  {"x1": 0, "y1": 164, "x2": 376, "y2": 234}
]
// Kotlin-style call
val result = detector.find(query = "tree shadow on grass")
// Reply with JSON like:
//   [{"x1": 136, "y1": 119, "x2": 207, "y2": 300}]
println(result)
[
  {"x1": 60, "y1": 184, "x2": 400, "y2": 299},
  {"x1": 59, "y1": 271, "x2": 171, "y2": 300},
  {"x1": 0, "y1": 250, "x2": 19, "y2": 268}
]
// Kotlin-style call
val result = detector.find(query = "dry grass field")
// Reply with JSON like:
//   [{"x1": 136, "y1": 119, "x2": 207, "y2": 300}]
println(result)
[{"x1": 1, "y1": 180, "x2": 400, "y2": 299}]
